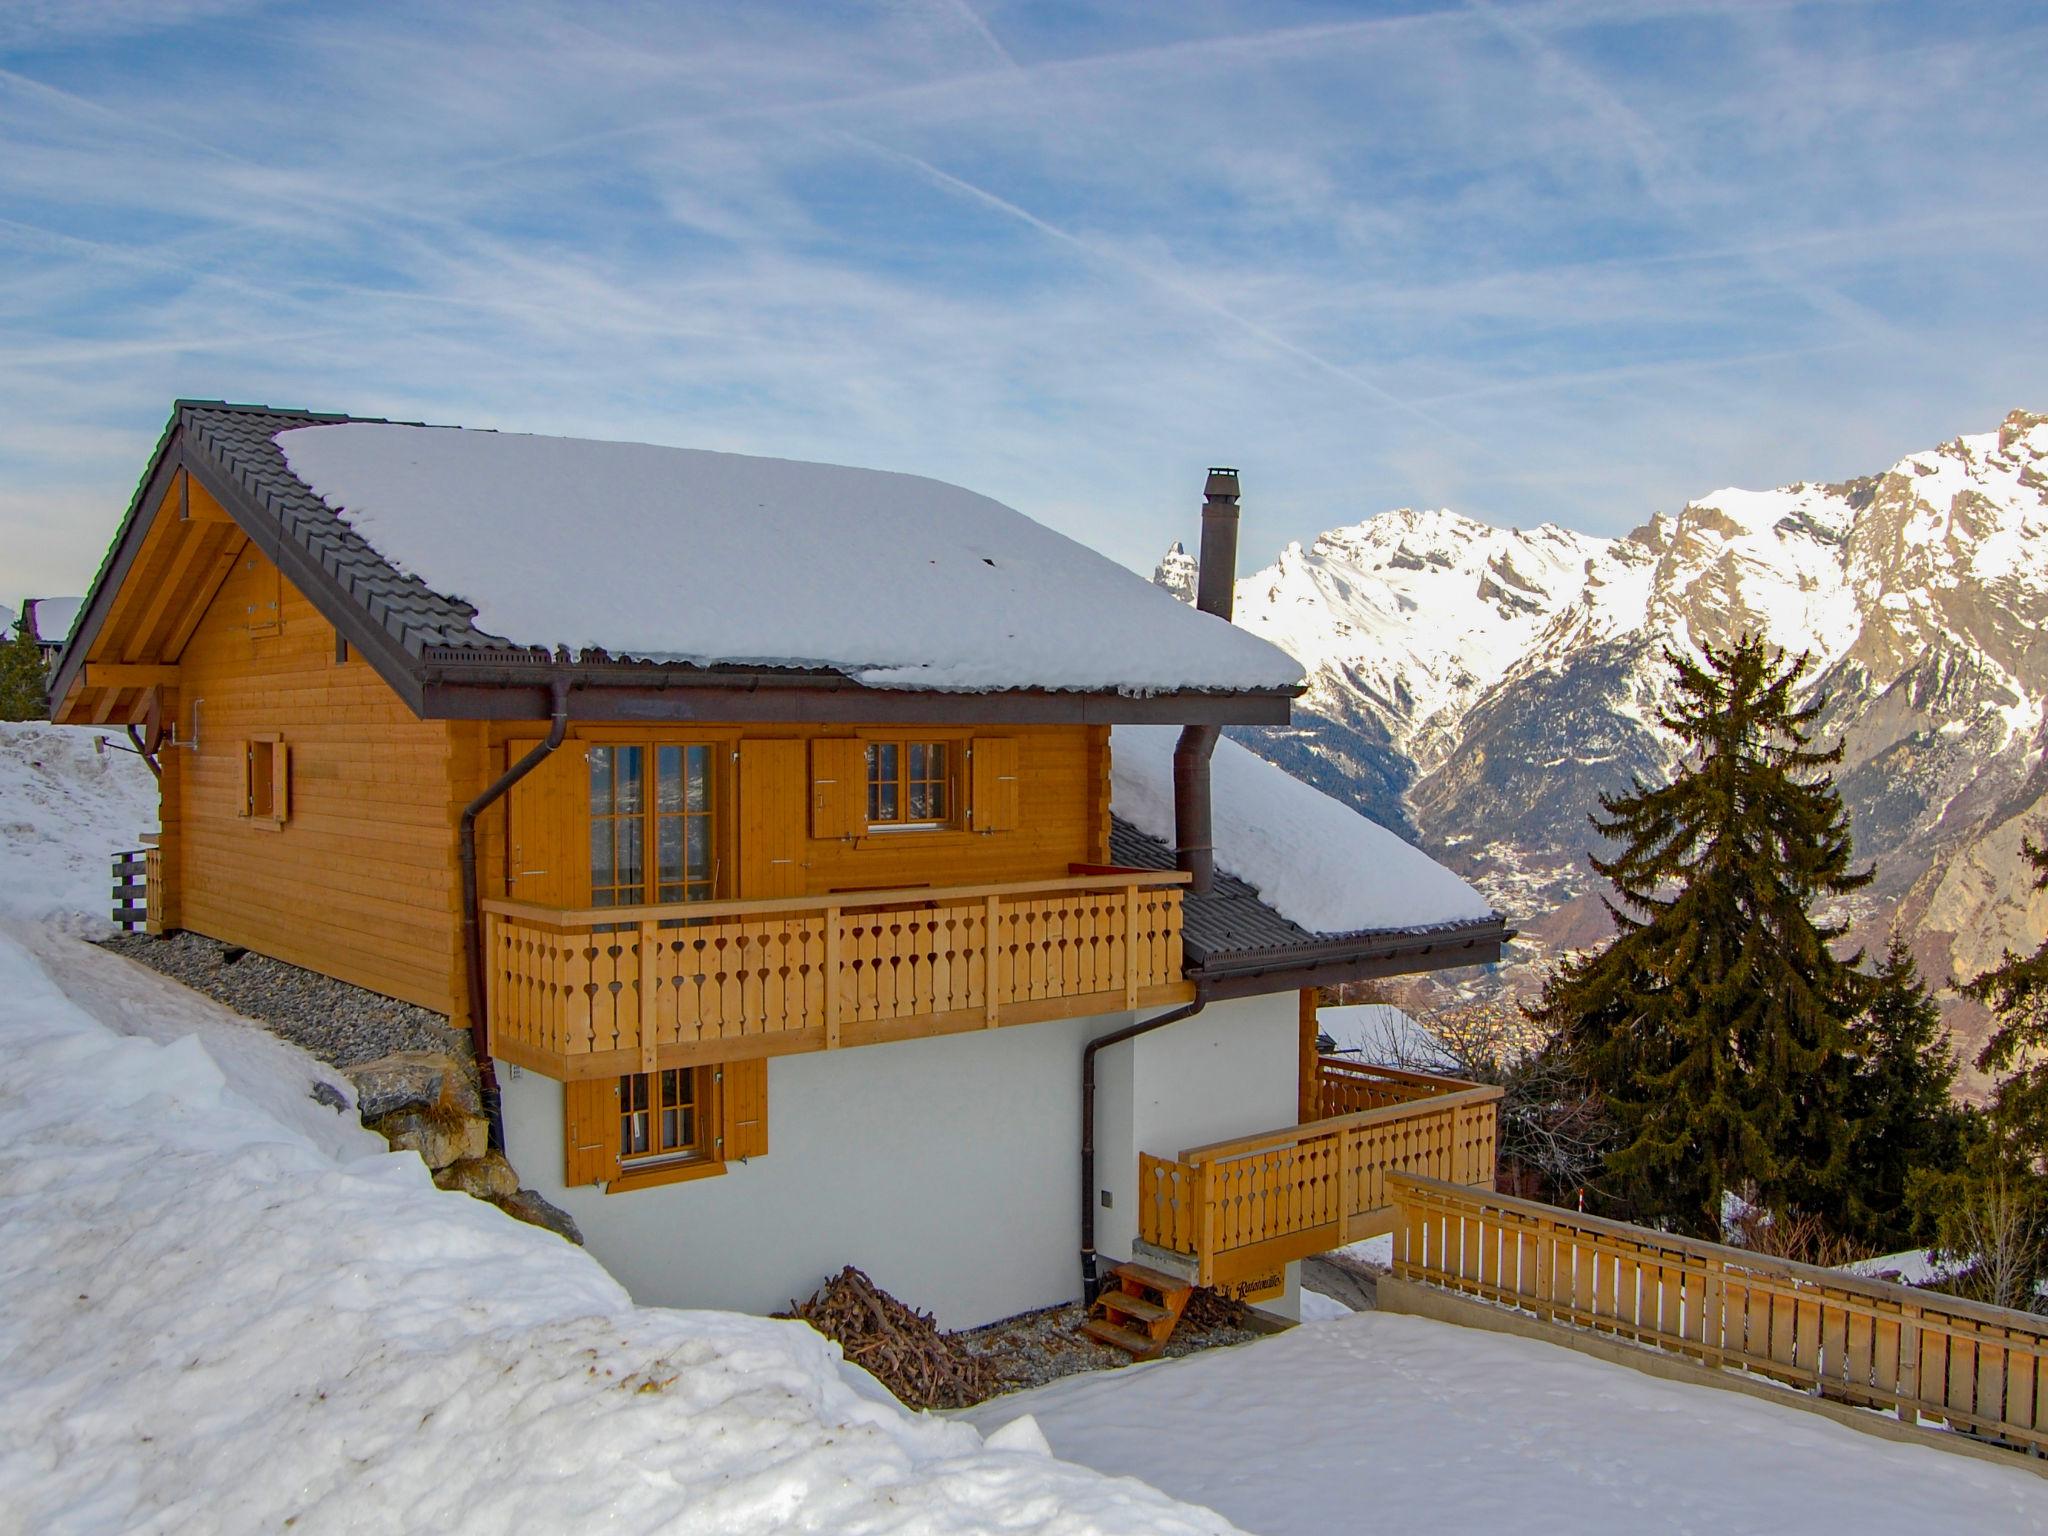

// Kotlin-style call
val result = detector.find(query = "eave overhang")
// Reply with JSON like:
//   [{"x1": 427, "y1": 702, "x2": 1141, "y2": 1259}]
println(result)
[{"x1": 1186, "y1": 917, "x2": 1517, "y2": 1002}]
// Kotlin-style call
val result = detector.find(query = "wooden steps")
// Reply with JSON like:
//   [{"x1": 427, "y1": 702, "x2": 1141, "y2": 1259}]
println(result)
[{"x1": 1082, "y1": 1262, "x2": 1194, "y2": 1360}]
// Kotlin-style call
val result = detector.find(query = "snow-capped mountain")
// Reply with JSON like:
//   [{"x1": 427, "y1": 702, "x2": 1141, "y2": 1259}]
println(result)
[{"x1": 1165, "y1": 410, "x2": 2048, "y2": 1069}]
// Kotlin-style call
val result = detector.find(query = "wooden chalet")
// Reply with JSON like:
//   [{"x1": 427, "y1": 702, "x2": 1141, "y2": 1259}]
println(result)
[{"x1": 54, "y1": 402, "x2": 1512, "y2": 1326}]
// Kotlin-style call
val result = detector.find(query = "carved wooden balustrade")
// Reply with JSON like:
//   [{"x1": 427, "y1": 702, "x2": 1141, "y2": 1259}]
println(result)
[{"x1": 482, "y1": 870, "x2": 1190, "y2": 1080}]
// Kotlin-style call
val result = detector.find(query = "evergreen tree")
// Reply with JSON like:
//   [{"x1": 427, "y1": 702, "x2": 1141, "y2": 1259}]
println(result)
[
  {"x1": 1840, "y1": 936, "x2": 1965, "y2": 1248},
  {"x1": 1529, "y1": 636, "x2": 1872, "y2": 1236},
  {"x1": 0, "y1": 610, "x2": 49, "y2": 720},
  {"x1": 1969, "y1": 837, "x2": 2048, "y2": 1156}
]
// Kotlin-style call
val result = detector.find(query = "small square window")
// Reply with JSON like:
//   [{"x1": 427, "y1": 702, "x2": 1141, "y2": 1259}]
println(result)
[{"x1": 241, "y1": 736, "x2": 289, "y2": 828}]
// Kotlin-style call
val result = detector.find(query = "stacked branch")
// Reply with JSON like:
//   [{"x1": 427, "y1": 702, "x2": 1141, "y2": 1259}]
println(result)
[{"x1": 781, "y1": 1266, "x2": 995, "y2": 1410}]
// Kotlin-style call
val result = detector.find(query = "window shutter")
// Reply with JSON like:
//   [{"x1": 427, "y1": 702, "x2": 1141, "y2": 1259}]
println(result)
[
  {"x1": 721, "y1": 1058, "x2": 768, "y2": 1159},
  {"x1": 563, "y1": 1077, "x2": 620, "y2": 1186},
  {"x1": 240, "y1": 741, "x2": 256, "y2": 818},
  {"x1": 271, "y1": 742, "x2": 291, "y2": 824},
  {"x1": 971, "y1": 737, "x2": 1020, "y2": 833},
  {"x1": 809, "y1": 738, "x2": 863, "y2": 840}
]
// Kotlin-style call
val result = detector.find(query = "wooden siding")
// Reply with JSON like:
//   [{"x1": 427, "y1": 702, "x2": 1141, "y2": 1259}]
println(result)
[
  {"x1": 168, "y1": 546, "x2": 465, "y2": 1017},
  {"x1": 1391, "y1": 1173, "x2": 2048, "y2": 1454}
]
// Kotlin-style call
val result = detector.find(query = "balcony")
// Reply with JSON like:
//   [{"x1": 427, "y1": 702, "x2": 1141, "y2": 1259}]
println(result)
[
  {"x1": 1137, "y1": 1059, "x2": 1501, "y2": 1299},
  {"x1": 482, "y1": 870, "x2": 1192, "y2": 1080}
]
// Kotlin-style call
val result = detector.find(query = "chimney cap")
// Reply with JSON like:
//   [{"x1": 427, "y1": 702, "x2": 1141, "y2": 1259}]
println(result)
[{"x1": 1205, "y1": 468, "x2": 1240, "y2": 499}]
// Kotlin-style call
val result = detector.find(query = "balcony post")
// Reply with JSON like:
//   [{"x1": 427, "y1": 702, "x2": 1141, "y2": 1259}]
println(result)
[
  {"x1": 638, "y1": 919, "x2": 659, "y2": 1076},
  {"x1": 1123, "y1": 885, "x2": 1139, "y2": 1010},
  {"x1": 985, "y1": 894, "x2": 1002, "y2": 1025},
  {"x1": 824, "y1": 906, "x2": 841, "y2": 1048}
]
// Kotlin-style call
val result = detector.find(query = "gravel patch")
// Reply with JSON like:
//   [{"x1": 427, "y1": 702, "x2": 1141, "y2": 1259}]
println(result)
[
  {"x1": 97, "y1": 931, "x2": 470, "y2": 1070},
  {"x1": 956, "y1": 1296, "x2": 1263, "y2": 1397}
]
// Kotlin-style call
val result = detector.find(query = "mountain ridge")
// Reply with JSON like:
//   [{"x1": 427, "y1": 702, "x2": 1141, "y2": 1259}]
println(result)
[{"x1": 1164, "y1": 409, "x2": 2048, "y2": 1078}]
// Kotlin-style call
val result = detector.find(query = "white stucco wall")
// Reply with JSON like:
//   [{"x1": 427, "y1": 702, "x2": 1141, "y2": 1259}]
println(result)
[{"x1": 502, "y1": 994, "x2": 1302, "y2": 1329}]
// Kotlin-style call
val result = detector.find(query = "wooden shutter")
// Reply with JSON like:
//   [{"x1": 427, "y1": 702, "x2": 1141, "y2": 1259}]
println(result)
[
  {"x1": 970, "y1": 737, "x2": 1020, "y2": 833},
  {"x1": 507, "y1": 741, "x2": 590, "y2": 905},
  {"x1": 563, "y1": 1077, "x2": 620, "y2": 1186},
  {"x1": 270, "y1": 742, "x2": 291, "y2": 824},
  {"x1": 721, "y1": 1058, "x2": 768, "y2": 1159},
  {"x1": 739, "y1": 739, "x2": 807, "y2": 898},
  {"x1": 808, "y1": 737, "x2": 864, "y2": 840}
]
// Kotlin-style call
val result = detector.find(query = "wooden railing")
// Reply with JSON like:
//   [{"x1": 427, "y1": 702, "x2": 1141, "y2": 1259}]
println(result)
[
  {"x1": 1391, "y1": 1173, "x2": 2048, "y2": 1453},
  {"x1": 111, "y1": 846, "x2": 156, "y2": 933},
  {"x1": 1315, "y1": 1057, "x2": 1472, "y2": 1118},
  {"x1": 1138, "y1": 1065, "x2": 1501, "y2": 1298},
  {"x1": 482, "y1": 871, "x2": 1191, "y2": 1079}
]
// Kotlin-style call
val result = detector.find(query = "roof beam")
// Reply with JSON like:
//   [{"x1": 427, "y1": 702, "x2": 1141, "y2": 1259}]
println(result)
[
  {"x1": 82, "y1": 663, "x2": 178, "y2": 690},
  {"x1": 161, "y1": 534, "x2": 245, "y2": 661}
]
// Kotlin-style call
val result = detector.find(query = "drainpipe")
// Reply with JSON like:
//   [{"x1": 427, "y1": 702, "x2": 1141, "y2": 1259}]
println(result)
[
  {"x1": 1173, "y1": 468, "x2": 1241, "y2": 896},
  {"x1": 459, "y1": 674, "x2": 572, "y2": 1151},
  {"x1": 1080, "y1": 992, "x2": 1207, "y2": 1304}
]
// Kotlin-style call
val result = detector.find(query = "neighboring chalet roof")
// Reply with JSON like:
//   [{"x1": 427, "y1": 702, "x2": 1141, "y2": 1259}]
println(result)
[
  {"x1": 1109, "y1": 724, "x2": 1511, "y2": 995},
  {"x1": 52, "y1": 402, "x2": 1304, "y2": 728},
  {"x1": 22, "y1": 597, "x2": 82, "y2": 650}
]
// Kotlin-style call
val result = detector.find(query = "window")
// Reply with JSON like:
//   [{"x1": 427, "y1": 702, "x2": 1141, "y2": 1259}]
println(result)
[
  {"x1": 619, "y1": 1068, "x2": 704, "y2": 1163},
  {"x1": 240, "y1": 735, "x2": 289, "y2": 829},
  {"x1": 865, "y1": 739, "x2": 951, "y2": 827},
  {"x1": 589, "y1": 743, "x2": 715, "y2": 905},
  {"x1": 564, "y1": 1059, "x2": 768, "y2": 1189}
]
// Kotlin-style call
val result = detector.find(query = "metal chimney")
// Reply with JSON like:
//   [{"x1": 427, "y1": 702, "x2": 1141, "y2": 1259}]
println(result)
[{"x1": 1173, "y1": 468, "x2": 1240, "y2": 895}]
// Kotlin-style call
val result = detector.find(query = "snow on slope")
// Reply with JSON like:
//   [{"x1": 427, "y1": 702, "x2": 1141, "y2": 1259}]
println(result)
[
  {"x1": 278, "y1": 422, "x2": 1301, "y2": 697},
  {"x1": 1230, "y1": 509, "x2": 1608, "y2": 761},
  {"x1": 966, "y1": 1311, "x2": 2048, "y2": 1536},
  {"x1": 0, "y1": 723, "x2": 157, "y2": 931},
  {"x1": 1111, "y1": 724, "x2": 1494, "y2": 934},
  {"x1": 0, "y1": 721, "x2": 1237, "y2": 1534}
]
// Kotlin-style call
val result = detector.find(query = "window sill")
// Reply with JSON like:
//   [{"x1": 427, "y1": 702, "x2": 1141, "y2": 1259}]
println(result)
[
  {"x1": 851, "y1": 826, "x2": 976, "y2": 850},
  {"x1": 606, "y1": 1157, "x2": 727, "y2": 1194}
]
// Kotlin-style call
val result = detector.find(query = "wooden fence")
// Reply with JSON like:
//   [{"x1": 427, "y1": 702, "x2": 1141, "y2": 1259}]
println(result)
[
  {"x1": 482, "y1": 870, "x2": 1189, "y2": 1079},
  {"x1": 110, "y1": 846, "x2": 155, "y2": 933},
  {"x1": 1139, "y1": 1070, "x2": 1501, "y2": 1296},
  {"x1": 1316, "y1": 1058, "x2": 1472, "y2": 1118},
  {"x1": 1391, "y1": 1173, "x2": 2048, "y2": 1452}
]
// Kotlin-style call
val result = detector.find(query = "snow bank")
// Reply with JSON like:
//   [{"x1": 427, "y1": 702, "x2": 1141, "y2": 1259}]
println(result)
[
  {"x1": 967, "y1": 1311, "x2": 2048, "y2": 1536},
  {"x1": 277, "y1": 423, "x2": 1303, "y2": 697},
  {"x1": 1110, "y1": 725, "x2": 1496, "y2": 935},
  {"x1": 0, "y1": 947, "x2": 1239, "y2": 1533},
  {"x1": 0, "y1": 722, "x2": 157, "y2": 929}
]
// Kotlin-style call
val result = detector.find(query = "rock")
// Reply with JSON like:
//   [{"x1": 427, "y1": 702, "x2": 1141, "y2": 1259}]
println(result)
[
  {"x1": 369, "y1": 1103, "x2": 487, "y2": 1171},
  {"x1": 492, "y1": 1188, "x2": 583, "y2": 1246},
  {"x1": 435, "y1": 1151, "x2": 520, "y2": 1200},
  {"x1": 308, "y1": 1081, "x2": 347, "y2": 1113},
  {"x1": 346, "y1": 1050, "x2": 479, "y2": 1121}
]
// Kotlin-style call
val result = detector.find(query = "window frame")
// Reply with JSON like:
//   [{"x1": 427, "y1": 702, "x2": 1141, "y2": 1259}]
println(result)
[
  {"x1": 240, "y1": 734, "x2": 289, "y2": 830},
  {"x1": 586, "y1": 739, "x2": 719, "y2": 907},
  {"x1": 862, "y1": 736, "x2": 960, "y2": 832},
  {"x1": 617, "y1": 1065, "x2": 713, "y2": 1167}
]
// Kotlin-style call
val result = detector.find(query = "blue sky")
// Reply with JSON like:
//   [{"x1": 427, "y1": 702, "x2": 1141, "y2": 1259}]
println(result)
[{"x1": 2, "y1": 0, "x2": 2043, "y2": 598}]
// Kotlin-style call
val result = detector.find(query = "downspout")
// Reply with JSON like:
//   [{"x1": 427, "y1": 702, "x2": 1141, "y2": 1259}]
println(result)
[
  {"x1": 459, "y1": 674, "x2": 571, "y2": 1151},
  {"x1": 1080, "y1": 991, "x2": 1207, "y2": 1304}
]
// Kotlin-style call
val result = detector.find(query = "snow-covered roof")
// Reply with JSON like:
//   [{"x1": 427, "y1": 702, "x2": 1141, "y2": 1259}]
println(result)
[
  {"x1": 1317, "y1": 1003, "x2": 1459, "y2": 1070},
  {"x1": 24, "y1": 596, "x2": 82, "y2": 647},
  {"x1": 1110, "y1": 725, "x2": 1497, "y2": 936},
  {"x1": 273, "y1": 422, "x2": 1304, "y2": 696}
]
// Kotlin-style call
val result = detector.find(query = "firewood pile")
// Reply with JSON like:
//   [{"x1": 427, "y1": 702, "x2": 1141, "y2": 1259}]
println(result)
[
  {"x1": 1178, "y1": 1285, "x2": 1252, "y2": 1334},
  {"x1": 781, "y1": 1266, "x2": 995, "y2": 1410}
]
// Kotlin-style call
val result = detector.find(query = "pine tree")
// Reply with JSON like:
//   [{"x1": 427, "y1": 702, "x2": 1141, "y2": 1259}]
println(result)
[
  {"x1": 1969, "y1": 837, "x2": 2048, "y2": 1156},
  {"x1": 1529, "y1": 636, "x2": 1872, "y2": 1236},
  {"x1": 0, "y1": 610, "x2": 50, "y2": 720},
  {"x1": 1840, "y1": 936, "x2": 1965, "y2": 1248}
]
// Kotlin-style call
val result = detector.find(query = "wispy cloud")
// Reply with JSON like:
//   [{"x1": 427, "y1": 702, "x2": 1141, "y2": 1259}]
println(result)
[{"x1": 0, "y1": 0, "x2": 2041, "y2": 598}]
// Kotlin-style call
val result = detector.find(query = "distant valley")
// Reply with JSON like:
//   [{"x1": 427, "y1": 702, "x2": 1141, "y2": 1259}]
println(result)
[{"x1": 1162, "y1": 409, "x2": 2048, "y2": 1084}]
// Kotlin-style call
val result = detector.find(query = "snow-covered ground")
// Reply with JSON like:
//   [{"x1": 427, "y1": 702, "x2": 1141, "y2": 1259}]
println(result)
[{"x1": 966, "y1": 1312, "x2": 2048, "y2": 1534}]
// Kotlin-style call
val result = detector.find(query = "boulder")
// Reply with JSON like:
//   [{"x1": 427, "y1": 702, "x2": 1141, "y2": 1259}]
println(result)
[
  {"x1": 369, "y1": 1103, "x2": 487, "y2": 1171},
  {"x1": 434, "y1": 1151, "x2": 521, "y2": 1200},
  {"x1": 345, "y1": 1050, "x2": 483, "y2": 1121},
  {"x1": 492, "y1": 1188, "x2": 584, "y2": 1246},
  {"x1": 307, "y1": 1081, "x2": 348, "y2": 1113}
]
